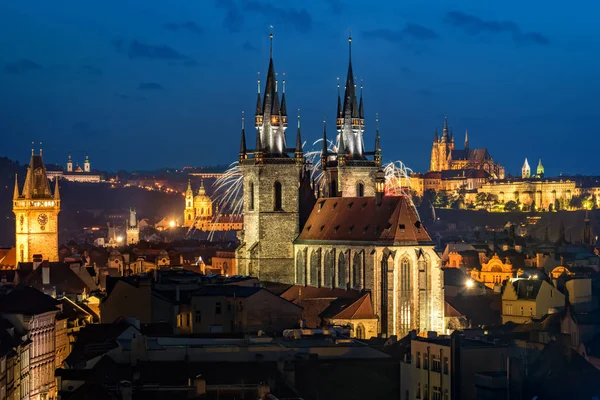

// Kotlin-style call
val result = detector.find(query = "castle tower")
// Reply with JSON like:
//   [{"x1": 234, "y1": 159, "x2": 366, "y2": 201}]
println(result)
[
  {"x1": 84, "y1": 155, "x2": 91, "y2": 172},
  {"x1": 429, "y1": 117, "x2": 452, "y2": 172},
  {"x1": 323, "y1": 34, "x2": 379, "y2": 198},
  {"x1": 13, "y1": 148, "x2": 61, "y2": 263},
  {"x1": 522, "y1": 158, "x2": 531, "y2": 179},
  {"x1": 183, "y1": 180, "x2": 195, "y2": 227},
  {"x1": 67, "y1": 154, "x2": 73, "y2": 172},
  {"x1": 536, "y1": 158, "x2": 544, "y2": 178},
  {"x1": 236, "y1": 33, "x2": 313, "y2": 283},
  {"x1": 126, "y1": 208, "x2": 139, "y2": 245}
]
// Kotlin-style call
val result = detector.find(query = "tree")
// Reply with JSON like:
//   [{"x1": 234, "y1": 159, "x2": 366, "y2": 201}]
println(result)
[
  {"x1": 569, "y1": 195, "x2": 583, "y2": 210},
  {"x1": 504, "y1": 200, "x2": 518, "y2": 212},
  {"x1": 434, "y1": 192, "x2": 449, "y2": 208},
  {"x1": 554, "y1": 198, "x2": 561, "y2": 211}
]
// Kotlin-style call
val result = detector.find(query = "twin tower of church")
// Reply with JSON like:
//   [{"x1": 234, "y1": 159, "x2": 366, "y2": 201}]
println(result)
[{"x1": 236, "y1": 34, "x2": 385, "y2": 282}]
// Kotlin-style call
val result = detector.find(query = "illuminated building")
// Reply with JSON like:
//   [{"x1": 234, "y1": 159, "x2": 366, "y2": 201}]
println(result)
[
  {"x1": 183, "y1": 180, "x2": 242, "y2": 231},
  {"x1": 470, "y1": 254, "x2": 517, "y2": 289},
  {"x1": 126, "y1": 208, "x2": 139, "y2": 245},
  {"x1": 46, "y1": 154, "x2": 102, "y2": 183},
  {"x1": 236, "y1": 34, "x2": 444, "y2": 337},
  {"x1": 429, "y1": 118, "x2": 505, "y2": 178},
  {"x1": 13, "y1": 149, "x2": 61, "y2": 263}
]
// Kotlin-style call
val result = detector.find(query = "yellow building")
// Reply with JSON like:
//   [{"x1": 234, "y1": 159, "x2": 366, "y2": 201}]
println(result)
[
  {"x1": 501, "y1": 278, "x2": 565, "y2": 324},
  {"x1": 470, "y1": 254, "x2": 516, "y2": 289},
  {"x1": 13, "y1": 150, "x2": 61, "y2": 263},
  {"x1": 183, "y1": 180, "x2": 242, "y2": 231}
]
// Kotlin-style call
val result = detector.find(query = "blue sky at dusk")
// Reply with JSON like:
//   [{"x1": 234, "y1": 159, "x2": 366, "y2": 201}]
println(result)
[{"x1": 0, "y1": 0, "x2": 598, "y2": 175}]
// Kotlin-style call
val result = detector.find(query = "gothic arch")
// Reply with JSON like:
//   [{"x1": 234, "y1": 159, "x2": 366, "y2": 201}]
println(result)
[
  {"x1": 249, "y1": 181, "x2": 255, "y2": 210},
  {"x1": 337, "y1": 250, "x2": 347, "y2": 288},
  {"x1": 323, "y1": 250, "x2": 334, "y2": 288},
  {"x1": 309, "y1": 248, "x2": 321, "y2": 287},
  {"x1": 296, "y1": 249, "x2": 306, "y2": 285},
  {"x1": 352, "y1": 251, "x2": 363, "y2": 289},
  {"x1": 380, "y1": 249, "x2": 394, "y2": 336},
  {"x1": 356, "y1": 182, "x2": 365, "y2": 197},
  {"x1": 398, "y1": 256, "x2": 413, "y2": 336},
  {"x1": 274, "y1": 181, "x2": 283, "y2": 211},
  {"x1": 355, "y1": 323, "x2": 365, "y2": 340}
]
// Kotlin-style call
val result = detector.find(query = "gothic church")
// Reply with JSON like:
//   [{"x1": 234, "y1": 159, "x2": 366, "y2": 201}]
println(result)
[{"x1": 236, "y1": 35, "x2": 445, "y2": 337}]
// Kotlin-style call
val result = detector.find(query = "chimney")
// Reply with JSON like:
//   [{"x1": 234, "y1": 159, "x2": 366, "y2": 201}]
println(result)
[
  {"x1": 33, "y1": 254, "x2": 43, "y2": 269},
  {"x1": 42, "y1": 262, "x2": 50, "y2": 285}
]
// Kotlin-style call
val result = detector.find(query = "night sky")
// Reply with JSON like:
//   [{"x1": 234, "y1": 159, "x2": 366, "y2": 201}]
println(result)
[{"x1": 1, "y1": 1, "x2": 598, "y2": 176}]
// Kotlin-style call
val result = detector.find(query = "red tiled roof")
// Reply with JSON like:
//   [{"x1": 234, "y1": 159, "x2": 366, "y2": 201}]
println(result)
[
  {"x1": 329, "y1": 292, "x2": 376, "y2": 320},
  {"x1": 296, "y1": 195, "x2": 432, "y2": 244}
]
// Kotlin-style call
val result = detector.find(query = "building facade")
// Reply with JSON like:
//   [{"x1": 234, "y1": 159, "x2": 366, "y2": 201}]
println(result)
[
  {"x1": 183, "y1": 180, "x2": 243, "y2": 232},
  {"x1": 46, "y1": 154, "x2": 102, "y2": 183},
  {"x1": 13, "y1": 150, "x2": 61, "y2": 263}
]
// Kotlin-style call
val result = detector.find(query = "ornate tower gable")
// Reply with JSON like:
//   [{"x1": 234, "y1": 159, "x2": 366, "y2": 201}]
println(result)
[
  {"x1": 13, "y1": 150, "x2": 61, "y2": 263},
  {"x1": 522, "y1": 158, "x2": 531, "y2": 179}
]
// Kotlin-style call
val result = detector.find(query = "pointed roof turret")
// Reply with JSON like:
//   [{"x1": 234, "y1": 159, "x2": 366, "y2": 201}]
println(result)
[
  {"x1": 295, "y1": 110, "x2": 303, "y2": 155},
  {"x1": 464, "y1": 129, "x2": 469, "y2": 150},
  {"x1": 262, "y1": 33, "x2": 277, "y2": 116},
  {"x1": 271, "y1": 75, "x2": 281, "y2": 117},
  {"x1": 537, "y1": 157, "x2": 544, "y2": 176},
  {"x1": 22, "y1": 150, "x2": 52, "y2": 199},
  {"x1": 336, "y1": 80, "x2": 342, "y2": 119},
  {"x1": 358, "y1": 83, "x2": 364, "y2": 119},
  {"x1": 239, "y1": 112, "x2": 247, "y2": 160},
  {"x1": 280, "y1": 76, "x2": 287, "y2": 117},
  {"x1": 54, "y1": 176, "x2": 60, "y2": 200},
  {"x1": 198, "y1": 179, "x2": 206, "y2": 195},
  {"x1": 13, "y1": 174, "x2": 19, "y2": 200},
  {"x1": 255, "y1": 73, "x2": 262, "y2": 116},
  {"x1": 338, "y1": 125, "x2": 346, "y2": 162},
  {"x1": 342, "y1": 32, "x2": 358, "y2": 119},
  {"x1": 375, "y1": 113, "x2": 382, "y2": 167},
  {"x1": 186, "y1": 179, "x2": 193, "y2": 193},
  {"x1": 442, "y1": 115, "x2": 449, "y2": 140}
]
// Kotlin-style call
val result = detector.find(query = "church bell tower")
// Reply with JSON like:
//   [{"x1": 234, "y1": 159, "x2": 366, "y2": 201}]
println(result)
[{"x1": 13, "y1": 148, "x2": 61, "y2": 263}]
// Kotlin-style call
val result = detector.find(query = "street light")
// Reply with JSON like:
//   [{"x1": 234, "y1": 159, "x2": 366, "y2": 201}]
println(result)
[
  {"x1": 465, "y1": 279, "x2": 474, "y2": 288},
  {"x1": 169, "y1": 220, "x2": 176, "y2": 228}
]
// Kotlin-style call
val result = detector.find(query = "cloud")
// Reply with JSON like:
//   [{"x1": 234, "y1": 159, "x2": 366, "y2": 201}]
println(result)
[
  {"x1": 80, "y1": 65, "x2": 103, "y2": 76},
  {"x1": 362, "y1": 23, "x2": 439, "y2": 44},
  {"x1": 216, "y1": 0, "x2": 244, "y2": 33},
  {"x1": 444, "y1": 11, "x2": 549, "y2": 45},
  {"x1": 127, "y1": 40, "x2": 188, "y2": 60},
  {"x1": 215, "y1": 0, "x2": 312, "y2": 33},
  {"x1": 164, "y1": 21, "x2": 203, "y2": 35},
  {"x1": 5, "y1": 59, "x2": 42, "y2": 74},
  {"x1": 245, "y1": 1, "x2": 312, "y2": 33},
  {"x1": 137, "y1": 82, "x2": 165, "y2": 91},
  {"x1": 242, "y1": 40, "x2": 256, "y2": 51}
]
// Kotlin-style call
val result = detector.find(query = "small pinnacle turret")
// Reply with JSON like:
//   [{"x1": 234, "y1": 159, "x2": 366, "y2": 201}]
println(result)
[
  {"x1": 54, "y1": 176, "x2": 60, "y2": 200},
  {"x1": 295, "y1": 110, "x2": 303, "y2": 163},
  {"x1": 13, "y1": 174, "x2": 19, "y2": 200},
  {"x1": 321, "y1": 120, "x2": 328, "y2": 170},
  {"x1": 442, "y1": 116, "x2": 449, "y2": 142},
  {"x1": 239, "y1": 112, "x2": 247, "y2": 162},
  {"x1": 464, "y1": 129, "x2": 469, "y2": 150},
  {"x1": 375, "y1": 113, "x2": 381, "y2": 167}
]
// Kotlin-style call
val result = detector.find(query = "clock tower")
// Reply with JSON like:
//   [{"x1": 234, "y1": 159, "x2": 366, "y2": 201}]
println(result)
[{"x1": 13, "y1": 149, "x2": 61, "y2": 263}]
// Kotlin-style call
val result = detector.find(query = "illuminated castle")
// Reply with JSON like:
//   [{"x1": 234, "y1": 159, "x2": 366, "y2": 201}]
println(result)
[{"x1": 13, "y1": 149, "x2": 61, "y2": 263}]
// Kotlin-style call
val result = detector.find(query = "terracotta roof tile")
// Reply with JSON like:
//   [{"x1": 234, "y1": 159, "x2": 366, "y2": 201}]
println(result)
[
  {"x1": 296, "y1": 195, "x2": 432, "y2": 244},
  {"x1": 329, "y1": 292, "x2": 376, "y2": 320}
]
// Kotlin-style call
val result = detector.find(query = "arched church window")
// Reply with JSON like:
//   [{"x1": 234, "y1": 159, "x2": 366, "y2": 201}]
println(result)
[
  {"x1": 356, "y1": 323, "x2": 365, "y2": 339},
  {"x1": 357, "y1": 182, "x2": 364, "y2": 197},
  {"x1": 187, "y1": 201, "x2": 191, "y2": 207},
  {"x1": 324, "y1": 250, "x2": 334, "y2": 288},
  {"x1": 338, "y1": 251, "x2": 347, "y2": 288},
  {"x1": 201, "y1": 208, "x2": 204, "y2": 215},
  {"x1": 309, "y1": 249, "x2": 321, "y2": 287},
  {"x1": 353, "y1": 252, "x2": 362, "y2": 289},
  {"x1": 188, "y1": 214, "x2": 191, "y2": 220},
  {"x1": 296, "y1": 250, "x2": 306, "y2": 285},
  {"x1": 249, "y1": 182, "x2": 255, "y2": 211},
  {"x1": 274, "y1": 182, "x2": 283, "y2": 211}
]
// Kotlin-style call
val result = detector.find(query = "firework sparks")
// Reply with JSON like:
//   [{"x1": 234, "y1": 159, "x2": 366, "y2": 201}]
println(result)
[{"x1": 383, "y1": 160, "x2": 413, "y2": 196}]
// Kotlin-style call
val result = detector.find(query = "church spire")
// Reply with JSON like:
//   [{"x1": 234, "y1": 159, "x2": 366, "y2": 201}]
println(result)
[
  {"x1": 338, "y1": 125, "x2": 346, "y2": 166},
  {"x1": 336, "y1": 79, "x2": 342, "y2": 129},
  {"x1": 321, "y1": 120, "x2": 328, "y2": 170},
  {"x1": 54, "y1": 176, "x2": 60, "y2": 200},
  {"x1": 255, "y1": 73, "x2": 262, "y2": 117},
  {"x1": 375, "y1": 113, "x2": 381, "y2": 167},
  {"x1": 358, "y1": 82, "x2": 364, "y2": 119},
  {"x1": 442, "y1": 115, "x2": 449, "y2": 141},
  {"x1": 464, "y1": 129, "x2": 469, "y2": 150},
  {"x1": 342, "y1": 32, "x2": 357, "y2": 121},
  {"x1": 280, "y1": 74, "x2": 287, "y2": 118},
  {"x1": 255, "y1": 127, "x2": 263, "y2": 163},
  {"x1": 295, "y1": 109, "x2": 303, "y2": 163},
  {"x1": 13, "y1": 174, "x2": 19, "y2": 200},
  {"x1": 537, "y1": 157, "x2": 544, "y2": 177},
  {"x1": 239, "y1": 111, "x2": 247, "y2": 162}
]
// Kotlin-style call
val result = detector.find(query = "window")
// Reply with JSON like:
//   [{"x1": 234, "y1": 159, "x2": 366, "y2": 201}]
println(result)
[
  {"x1": 424, "y1": 384, "x2": 429, "y2": 400},
  {"x1": 432, "y1": 356, "x2": 441, "y2": 372},
  {"x1": 357, "y1": 182, "x2": 364, "y2": 197},
  {"x1": 443, "y1": 357, "x2": 449, "y2": 374},
  {"x1": 423, "y1": 353, "x2": 429, "y2": 370},
  {"x1": 417, "y1": 383, "x2": 421, "y2": 399},
  {"x1": 186, "y1": 313, "x2": 191, "y2": 327},
  {"x1": 249, "y1": 182, "x2": 255, "y2": 211},
  {"x1": 520, "y1": 306, "x2": 524, "y2": 316},
  {"x1": 416, "y1": 352, "x2": 421, "y2": 368},
  {"x1": 188, "y1": 214, "x2": 191, "y2": 220},
  {"x1": 356, "y1": 324, "x2": 365, "y2": 340},
  {"x1": 195, "y1": 311, "x2": 201, "y2": 323},
  {"x1": 529, "y1": 307, "x2": 534, "y2": 316},
  {"x1": 177, "y1": 314, "x2": 182, "y2": 327},
  {"x1": 274, "y1": 182, "x2": 282, "y2": 211},
  {"x1": 215, "y1": 302, "x2": 222, "y2": 315},
  {"x1": 506, "y1": 303, "x2": 513, "y2": 315},
  {"x1": 432, "y1": 388, "x2": 441, "y2": 400}
]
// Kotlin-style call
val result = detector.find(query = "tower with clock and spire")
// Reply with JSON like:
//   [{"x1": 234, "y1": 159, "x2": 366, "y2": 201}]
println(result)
[{"x1": 13, "y1": 147, "x2": 61, "y2": 263}]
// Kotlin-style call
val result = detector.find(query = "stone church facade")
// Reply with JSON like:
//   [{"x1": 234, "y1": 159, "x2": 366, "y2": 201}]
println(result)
[{"x1": 236, "y1": 34, "x2": 445, "y2": 336}]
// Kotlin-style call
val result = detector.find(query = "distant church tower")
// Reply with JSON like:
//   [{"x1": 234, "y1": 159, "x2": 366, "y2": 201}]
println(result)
[
  {"x1": 321, "y1": 34, "x2": 381, "y2": 198},
  {"x1": 236, "y1": 33, "x2": 314, "y2": 283},
  {"x1": 522, "y1": 158, "x2": 531, "y2": 179},
  {"x1": 13, "y1": 148, "x2": 61, "y2": 263},
  {"x1": 429, "y1": 117, "x2": 454, "y2": 172},
  {"x1": 84, "y1": 155, "x2": 91, "y2": 172},
  {"x1": 536, "y1": 158, "x2": 544, "y2": 178},
  {"x1": 67, "y1": 154, "x2": 73, "y2": 172},
  {"x1": 184, "y1": 180, "x2": 195, "y2": 227},
  {"x1": 126, "y1": 208, "x2": 139, "y2": 245}
]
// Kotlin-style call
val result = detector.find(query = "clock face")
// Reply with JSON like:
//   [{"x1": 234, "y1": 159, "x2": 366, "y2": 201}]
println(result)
[{"x1": 37, "y1": 214, "x2": 48, "y2": 226}]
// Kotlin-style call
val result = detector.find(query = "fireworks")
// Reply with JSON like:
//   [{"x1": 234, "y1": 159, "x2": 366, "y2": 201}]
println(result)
[{"x1": 383, "y1": 160, "x2": 413, "y2": 196}]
